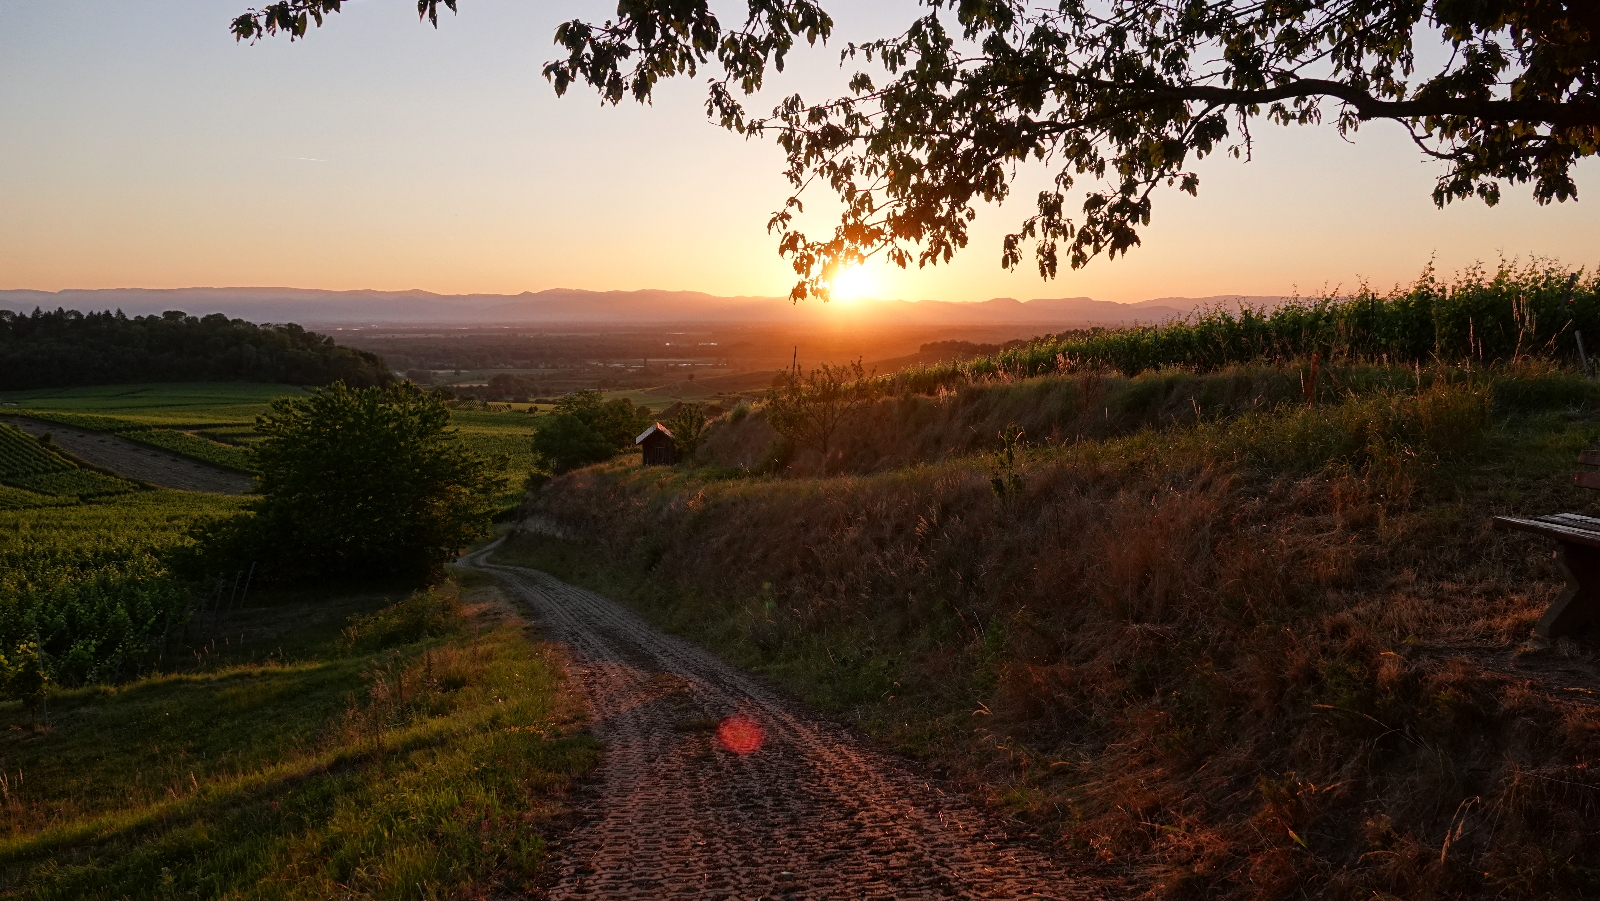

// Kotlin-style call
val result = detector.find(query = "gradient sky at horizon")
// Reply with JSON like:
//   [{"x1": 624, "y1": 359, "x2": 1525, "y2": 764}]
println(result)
[{"x1": 3, "y1": 1, "x2": 1598, "y2": 305}]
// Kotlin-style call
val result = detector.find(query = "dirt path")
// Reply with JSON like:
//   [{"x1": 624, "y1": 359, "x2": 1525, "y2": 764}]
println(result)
[
  {"x1": 459, "y1": 542, "x2": 1109, "y2": 900},
  {"x1": 3, "y1": 417, "x2": 253, "y2": 495}
]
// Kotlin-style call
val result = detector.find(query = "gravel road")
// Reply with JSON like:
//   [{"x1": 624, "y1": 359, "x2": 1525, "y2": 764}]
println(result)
[
  {"x1": 460, "y1": 542, "x2": 1108, "y2": 901},
  {"x1": 3, "y1": 417, "x2": 253, "y2": 495}
]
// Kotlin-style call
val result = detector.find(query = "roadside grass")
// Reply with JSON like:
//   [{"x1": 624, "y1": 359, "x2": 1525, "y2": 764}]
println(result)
[
  {"x1": 506, "y1": 362, "x2": 1600, "y2": 900},
  {"x1": 0, "y1": 572, "x2": 597, "y2": 901}
]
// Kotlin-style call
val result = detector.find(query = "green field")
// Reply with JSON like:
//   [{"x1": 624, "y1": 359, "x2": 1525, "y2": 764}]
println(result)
[
  {"x1": 1, "y1": 490, "x2": 244, "y2": 684},
  {"x1": 448, "y1": 409, "x2": 539, "y2": 512},
  {"x1": 2, "y1": 384, "x2": 541, "y2": 503},
  {"x1": 0, "y1": 383, "x2": 300, "y2": 475},
  {"x1": 0, "y1": 384, "x2": 546, "y2": 693},
  {"x1": 0, "y1": 382, "x2": 301, "y2": 429}
]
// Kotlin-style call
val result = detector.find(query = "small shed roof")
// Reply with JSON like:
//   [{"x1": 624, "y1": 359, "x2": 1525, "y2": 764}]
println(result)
[{"x1": 635, "y1": 421, "x2": 675, "y2": 445}]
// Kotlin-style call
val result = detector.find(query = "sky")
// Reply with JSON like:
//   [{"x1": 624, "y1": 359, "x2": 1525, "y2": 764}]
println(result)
[{"x1": 2, "y1": 0, "x2": 1597, "y2": 305}]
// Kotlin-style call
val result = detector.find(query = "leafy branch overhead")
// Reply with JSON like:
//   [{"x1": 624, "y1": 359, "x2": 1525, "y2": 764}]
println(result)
[{"x1": 236, "y1": 2, "x2": 1600, "y2": 298}]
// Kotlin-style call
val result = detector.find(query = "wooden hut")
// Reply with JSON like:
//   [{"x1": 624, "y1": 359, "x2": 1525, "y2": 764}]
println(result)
[{"x1": 635, "y1": 421, "x2": 677, "y2": 466}]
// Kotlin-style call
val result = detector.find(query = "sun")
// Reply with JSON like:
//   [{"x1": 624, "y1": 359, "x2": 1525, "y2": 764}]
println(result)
[{"x1": 828, "y1": 264, "x2": 878, "y2": 301}]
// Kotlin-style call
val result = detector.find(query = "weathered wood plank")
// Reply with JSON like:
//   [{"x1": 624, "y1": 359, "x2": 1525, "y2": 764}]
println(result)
[
  {"x1": 1547, "y1": 512, "x2": 1600, "y2": 530},
  {"x1": 1579, "y1": 449, "x2": 1600, "y2": 467},
  {"x1": 1575, "y1": 471, "x2": 1600, "y2": 491},
  {"x1": 1494, "y1": 515, "x2": 1600, "y2": 550}
]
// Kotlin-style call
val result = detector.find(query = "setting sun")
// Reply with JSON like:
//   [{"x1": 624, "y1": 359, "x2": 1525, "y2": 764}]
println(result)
[{"x1": 828, "y1": 264, "x2": 879, "y2": 301}]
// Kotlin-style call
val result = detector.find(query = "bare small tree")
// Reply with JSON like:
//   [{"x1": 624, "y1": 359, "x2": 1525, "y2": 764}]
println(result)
[{"x1": 764, "y1": 360, "x2": 874, "y2": 463}]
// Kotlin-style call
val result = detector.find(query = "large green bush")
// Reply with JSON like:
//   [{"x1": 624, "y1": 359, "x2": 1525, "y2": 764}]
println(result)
[
  {"x1": 192, "y1": 382, "x2": 502, "y2": 584},
  {"x1": 529, "y1": 391, "x2": 651, "y2": 474}
]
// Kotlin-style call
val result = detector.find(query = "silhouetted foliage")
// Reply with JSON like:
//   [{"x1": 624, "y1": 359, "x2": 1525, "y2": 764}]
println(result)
[
  {"x1": 237, "y1": 1, "x2": 1600, "y2": 298},
  {"x1": 191, "y1": 382, "x2": 501, "y2": 584},
  {"x1": 0, "y1": 308, "x2": 392, "y2": 390}
]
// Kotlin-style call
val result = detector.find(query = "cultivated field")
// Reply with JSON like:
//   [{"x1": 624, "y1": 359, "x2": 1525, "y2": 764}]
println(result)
[
  {"x1": 0, "y1": 383, "x2": 541, "y2": 512},
  {"x1": 3, "y1": 418, "x2": 253, "y2": 494},
  {"x1": 0, "y1": 382, "x2": 549, "y2": 705}
]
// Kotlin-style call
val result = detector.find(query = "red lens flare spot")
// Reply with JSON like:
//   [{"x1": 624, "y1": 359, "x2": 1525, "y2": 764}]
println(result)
[{"x1": 716, "y1": 715, "x2": 765, "y2": 755}]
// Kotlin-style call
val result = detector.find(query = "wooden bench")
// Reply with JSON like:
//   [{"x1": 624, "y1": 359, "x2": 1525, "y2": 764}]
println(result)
[{"x1": 1494, "y1": 449, "x2": 1600, "y2": 639}]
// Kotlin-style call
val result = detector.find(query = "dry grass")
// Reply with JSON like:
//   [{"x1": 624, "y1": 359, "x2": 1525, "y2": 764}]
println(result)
[
  {"x1": 508, "y1": 364, "x2": 1600, "y2": 899},
  {"x1": 699, "y1": 361, "x2": 1592, "y2": 479}
]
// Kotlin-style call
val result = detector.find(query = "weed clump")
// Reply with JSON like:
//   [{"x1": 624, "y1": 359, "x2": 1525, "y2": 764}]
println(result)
[{"x1": 340, "y1": 584, "x2": 464, "y2": 652}]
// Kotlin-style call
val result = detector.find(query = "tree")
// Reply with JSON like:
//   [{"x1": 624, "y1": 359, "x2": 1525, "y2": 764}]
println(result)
[
  {"x1": 665, "y1": 402, "x2": 711, "y2": 460},
  {"x1": 197, "y1": 381, "x2": 502, "y2": 583},
  {"x1": 764, "y1": 360, "x2": 873, "y2": 462},
  {"x1": 233, "y1": 2, "x2": 1598, "y2": 298},
  {"x1": 530, "y1": 411, "x2": 619, "y2": 475},
  {"x1": 529, "y1": 390, "x2": 651, "y2": 474}
]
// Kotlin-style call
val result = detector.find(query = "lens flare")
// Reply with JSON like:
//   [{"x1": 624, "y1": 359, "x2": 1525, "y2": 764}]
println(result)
[{"x1": 716, "y1": 715, "x2": 766, "y2": 754}]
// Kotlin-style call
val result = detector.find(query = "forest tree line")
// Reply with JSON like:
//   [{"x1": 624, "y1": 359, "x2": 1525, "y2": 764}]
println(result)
[{"x1": 0, "y1": 308, "x2": 393, "y2": 390}]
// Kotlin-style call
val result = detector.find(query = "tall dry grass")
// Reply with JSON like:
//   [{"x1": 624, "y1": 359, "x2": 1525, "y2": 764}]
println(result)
[
  {"x1": 893, "y1": 260, "x2": 1598, "y2": 390},
  {"x1": 700, "y1": 361, "x2": 1593, "y2": 479},
  {"x1": 512, "y1": 370, "x2": 1600, "y2": 899}
]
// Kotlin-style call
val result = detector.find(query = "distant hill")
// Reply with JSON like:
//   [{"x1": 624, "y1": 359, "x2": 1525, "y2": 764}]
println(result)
[{"x1": 0, "y1": 287, "x2": 1292, "y2": 328}]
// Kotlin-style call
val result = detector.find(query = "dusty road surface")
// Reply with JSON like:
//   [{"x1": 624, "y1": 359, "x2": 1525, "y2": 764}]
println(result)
[
  {"x1": 3, "y1": 417, "x2": 254, "y2": 494},
  {"x1": 460, "y1": 542, "x2": 1109, "y2": 901}
]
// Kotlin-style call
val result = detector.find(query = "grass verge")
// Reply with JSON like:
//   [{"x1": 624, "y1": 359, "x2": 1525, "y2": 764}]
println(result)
[{"x1": 0, "y1": 573, "x2": 597, "y2": 900}]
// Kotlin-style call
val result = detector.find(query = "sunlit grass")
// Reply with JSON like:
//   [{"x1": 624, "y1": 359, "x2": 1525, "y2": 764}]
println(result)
[{"x1": 0, "y1": 576, "x2": 597, "y2": 900}]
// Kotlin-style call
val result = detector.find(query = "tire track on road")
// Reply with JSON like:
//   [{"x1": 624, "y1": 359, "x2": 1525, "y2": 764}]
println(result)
[{"x1": 460, "y1": 541, "x2": 1109, "y2": 900}]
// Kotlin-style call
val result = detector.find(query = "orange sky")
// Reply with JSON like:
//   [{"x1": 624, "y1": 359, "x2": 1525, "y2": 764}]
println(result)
[{"x1": 2, "y1": 1, "x2": 1596, "y2": 304}]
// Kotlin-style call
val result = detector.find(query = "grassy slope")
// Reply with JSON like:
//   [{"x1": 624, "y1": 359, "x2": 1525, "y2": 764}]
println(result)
[
  {"x1": 505, "y1": 363, "x2": 1600, "y2": 901},
  {"x1": 0, "y1": 573, "x2": 597, "y2": 900}
]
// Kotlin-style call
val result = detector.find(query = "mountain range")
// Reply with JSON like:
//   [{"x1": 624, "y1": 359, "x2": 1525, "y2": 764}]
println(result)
[{"x1": 0, "y1": 287, "x2": 1291, "y2": 328}]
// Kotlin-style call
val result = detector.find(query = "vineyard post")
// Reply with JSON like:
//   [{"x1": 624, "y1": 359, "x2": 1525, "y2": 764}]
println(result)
[
  {"x1": 156, "y1": 608, "x2": 171, "y2": 670},
  {"x1": 35, "y1": 631, "x2": 45, "y2": 721},
  {"x1": 238, "y1": 563, "x2": 255, "y2": 610}
]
